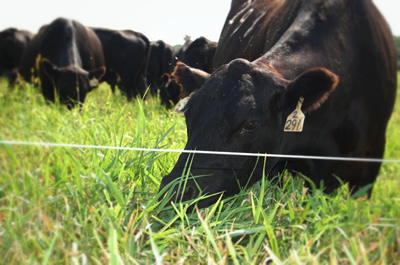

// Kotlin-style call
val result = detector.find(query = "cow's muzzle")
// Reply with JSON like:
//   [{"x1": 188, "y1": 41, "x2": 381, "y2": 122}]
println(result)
[{"x1": 158, "y1": 174, "x2": 200, "y2": 204}]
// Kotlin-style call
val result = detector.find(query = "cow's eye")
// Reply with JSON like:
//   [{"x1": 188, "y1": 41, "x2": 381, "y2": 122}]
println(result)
[{"x1": 241, "y1": 121, "x2": 259, "y2": 133}]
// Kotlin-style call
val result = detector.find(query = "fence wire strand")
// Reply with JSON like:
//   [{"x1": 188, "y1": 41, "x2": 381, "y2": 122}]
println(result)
[{"x1": 1, "y1": 140, "x2": 400, "y2": 164}]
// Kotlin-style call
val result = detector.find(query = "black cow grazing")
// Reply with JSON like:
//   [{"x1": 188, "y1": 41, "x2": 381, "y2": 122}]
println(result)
[
  {"x1": 19, "y1": 18, "x2": 106, "y2": 108},
  {"x1": 177, "y1": 36, "x2": 218, "y2": 74},
  {"x1": 92, "y1": 28, "x2": 150, "y2": 100},
  {"x1": 159, "y1": 37, "x2": 193, "y2": 107},
  {"x1": 0, "y1": 28, "x2": 33, "y2": 86},
  {"x1": 160, "y1": 0, "x2": 397, "y2": 208},
  {"x1": 164, "y1": 36, "x2": 218, "y2": 105},
  {"x1": 146, "y1": 40, "x2": 174, "y2": 105},
  {"x1": 19, "y1": 25, "x2": 48, "y2": 86}
]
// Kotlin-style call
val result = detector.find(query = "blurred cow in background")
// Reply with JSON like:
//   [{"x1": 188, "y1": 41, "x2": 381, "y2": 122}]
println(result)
[
  {"x1": 18, "y1": 18, "x2": 106, "y2": 109},
  {"x1": 0, "y1": 28, "x2": 33, "y2": 86},
  {"x1": 93, "y1": 28, "x2": 150, "y2": 100},
  {"x1": 146, "y1": 40, "x2": 174, "y2": 105},
  {"x1": 163, "y1": 36, "x2": 218, "y2": 107}
]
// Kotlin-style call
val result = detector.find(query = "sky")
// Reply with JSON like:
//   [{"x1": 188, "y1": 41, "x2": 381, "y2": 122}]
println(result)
[{"x1": 1, "y1": 0, "x2": 399, "y2": 45}]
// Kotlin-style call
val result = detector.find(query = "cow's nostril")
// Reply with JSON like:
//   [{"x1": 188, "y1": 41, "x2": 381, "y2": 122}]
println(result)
[{"x1": 184, "y1": 185, "x2": 197, "y2": 199}]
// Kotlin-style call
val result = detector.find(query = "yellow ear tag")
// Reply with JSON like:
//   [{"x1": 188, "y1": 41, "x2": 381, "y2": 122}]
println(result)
[
  {"x1": 284, "y1": 97, "x2": 305, "y2": 132},
  {"x1": 89, "y1": 78, "x2": 99, "y2": 87}
]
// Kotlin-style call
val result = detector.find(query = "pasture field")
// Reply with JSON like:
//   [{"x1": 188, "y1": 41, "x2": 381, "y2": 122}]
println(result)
[{"x1": 0, "y1": 76, "x2": 399, "y2": 265}]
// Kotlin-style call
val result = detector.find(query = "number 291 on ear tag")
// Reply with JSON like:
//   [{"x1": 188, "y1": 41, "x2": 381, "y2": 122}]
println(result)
[{"x1": 284, "y1": 97, "x2": 305, "y2": 132}]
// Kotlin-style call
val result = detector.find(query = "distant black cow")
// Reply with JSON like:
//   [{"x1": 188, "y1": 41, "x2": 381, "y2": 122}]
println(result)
[
  {"x1": 19, "y1": 18, "x2": 106, "y2": 108},
  {"x1": 164, "y1": 36, "x2": 218, "y2": 105},
  {"x1": 177, "y1": 36, "x2": 217, "y2": 74},
  {"x1": 146, "y1": 40, "x2": 174, "y2": 105},
  {"x1": 159, "y1": 38, "x2": 193, "y2": 107},
  {"x1": 160, "y1": 0, "x2": 397, "y2": 208},
  {"x1": 19, "y1": 25, "x2": 47, "y2": 86},
  {"x1": 93, "y1": 28, "x2": 150, "y2": 100},
  {"x1": 0, "y1": 28, "x2": 33, "y2": 86}
]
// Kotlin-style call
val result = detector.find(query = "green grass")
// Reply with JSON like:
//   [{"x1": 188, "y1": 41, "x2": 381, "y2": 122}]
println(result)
[{"x1": 0, "y1": 76, "x2": 399, "y2": 264}]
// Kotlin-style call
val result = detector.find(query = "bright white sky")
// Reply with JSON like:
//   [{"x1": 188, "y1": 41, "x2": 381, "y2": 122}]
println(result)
[{"x1": 1, "y1": 0, "x2": 399, "y2": 45}]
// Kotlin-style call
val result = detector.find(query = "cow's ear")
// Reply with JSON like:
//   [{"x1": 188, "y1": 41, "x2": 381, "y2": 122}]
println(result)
[
  {"x1": 41, "y1": 58, "x2": 59, "y2": 78},
  {"x1": 283, "y1": 67, "x2": 339, "y2": 113},
  {"x1": 88, "y1": 66, "x2": 106, "y2": 88},
  {"x1": 173, "y1": 94, "x2": 192, "y2": 114},
  {"x1": 172, "y1": 62, "x2": 210, "y2": 98}
]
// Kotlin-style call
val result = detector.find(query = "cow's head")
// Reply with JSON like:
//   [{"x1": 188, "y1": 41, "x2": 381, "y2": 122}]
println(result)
[
  {"x1": 41, "y1": 58, "x2": 105, "y2": 108},
  {"x1": 180, "y1": 37, "x2": 217, "y2": 74},
  {"x1": 160, "y1": 59, "x2": 339, "y2": 208}
]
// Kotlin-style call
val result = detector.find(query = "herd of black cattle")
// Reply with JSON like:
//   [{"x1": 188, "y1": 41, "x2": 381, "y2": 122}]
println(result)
[
  {"x1": 1, "y1": 0, "x2": 398, "y2": 208},
  {"x1": 0, "y1": 17, "x2": 217, "y2": 108}
]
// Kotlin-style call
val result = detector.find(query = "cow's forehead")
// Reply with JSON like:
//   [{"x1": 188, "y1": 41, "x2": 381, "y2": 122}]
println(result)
[
  {"x1": 195, "y1": 73, "x2": 253, "y2": 103},
  {"x1": 202, "y1": 62, "x2": 277, "y2": 99},
  {"x1": 186, "y1": 70, "x2": 271, "y2": 121}
]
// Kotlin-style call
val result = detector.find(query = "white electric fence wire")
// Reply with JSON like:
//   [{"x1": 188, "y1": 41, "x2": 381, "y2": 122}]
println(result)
[{"x1": 1, "y1": 140, "x2": 400, "y2": 164}]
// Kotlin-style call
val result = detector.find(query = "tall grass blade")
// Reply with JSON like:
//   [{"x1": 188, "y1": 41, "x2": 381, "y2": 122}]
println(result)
[
  {"x1": 42, "y1": 233, "x2": 58, "y2": 265},
  {"x1": 101, "y1": 168, "x2": 126, "y2": 207}
]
